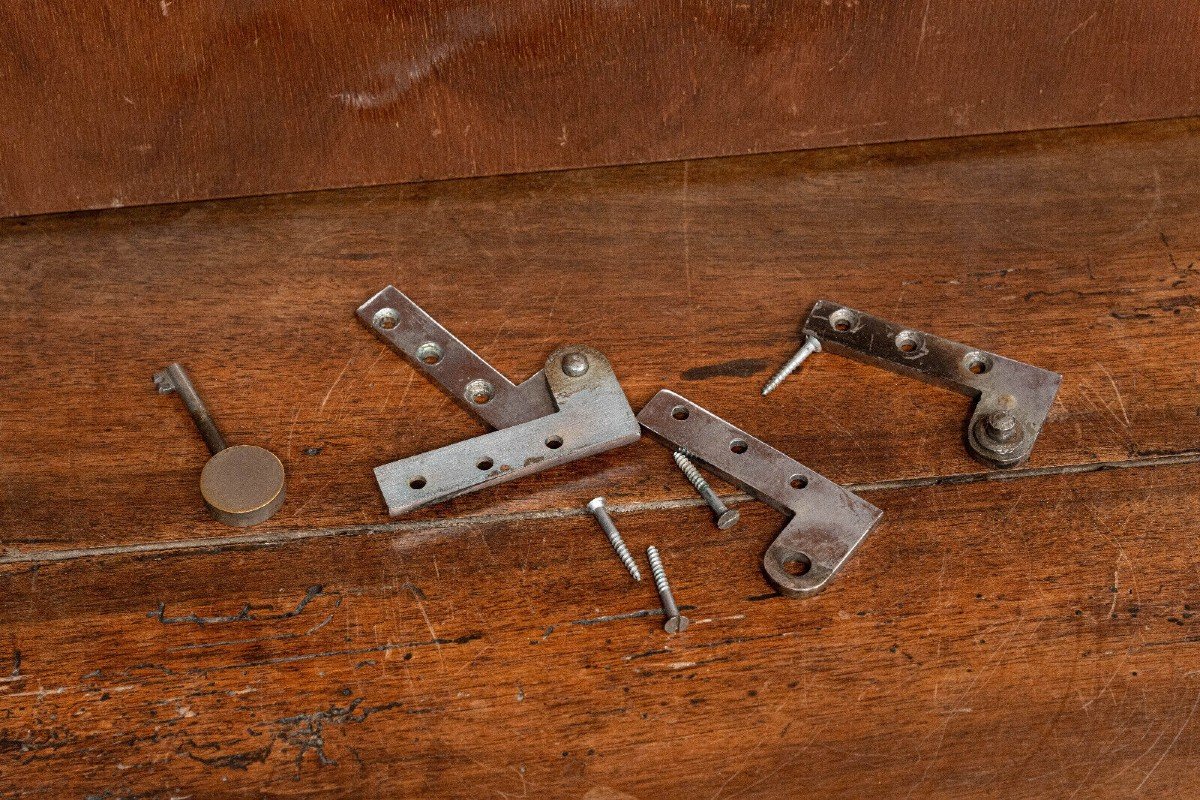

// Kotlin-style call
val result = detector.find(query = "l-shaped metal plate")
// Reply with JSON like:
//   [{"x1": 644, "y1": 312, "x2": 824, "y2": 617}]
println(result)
[
  {"x1": 358, "y1": 286, "x2": 640, "y2": 516},
  {"x1": 637, "y1": 390, "x2": 882, "y2": 598},
  {"x1": 802, "y1": 300, "x2": 1062, "y2": 467}
]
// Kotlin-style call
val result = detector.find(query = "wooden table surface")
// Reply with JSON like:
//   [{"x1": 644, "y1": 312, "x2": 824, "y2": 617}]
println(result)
[{"x1": 2, "y1": 118, "x2": 1200, "y2": 798}]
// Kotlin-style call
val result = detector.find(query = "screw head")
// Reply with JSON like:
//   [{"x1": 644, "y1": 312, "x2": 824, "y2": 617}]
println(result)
[
  {"x1": 716, "y1": 509, "x2": 741, "y2": 530},
  {"x1": 664, "y1": 615, "x2": 691, "y2": 634},
  {"x1": 586, "y1": 497, "x2": 605, "y2": 513},
  {"x1": 561, "y1": 352, "x2": 590, "y2": 377}
]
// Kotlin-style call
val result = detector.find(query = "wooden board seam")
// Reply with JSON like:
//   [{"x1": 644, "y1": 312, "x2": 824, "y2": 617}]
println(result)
[{"x1": 5, "y1": 448, "x2": 1197, "y2": 568}]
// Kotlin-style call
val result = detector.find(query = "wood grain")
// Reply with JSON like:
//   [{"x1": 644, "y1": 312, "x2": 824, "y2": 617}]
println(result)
[
  {"x1": 2, "y1": 119, "x2": 1199, "y2": 557},
  {"x1": 2, "y1": 461, "x2": 1199, "y2": 797},
  {"x1": 3, "y1": 2, "x2": 1200, "y2": 217}
]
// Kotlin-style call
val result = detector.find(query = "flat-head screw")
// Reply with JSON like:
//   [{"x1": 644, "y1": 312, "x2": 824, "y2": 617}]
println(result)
[
  {"x1": 762, "y1": 334, "x2": 821, "y2": 396},
  {"x1": 586, "y1": 497, "x2": 641, "y2": 582},
  {"x1": 646, "y1": 546, "x2": 689, "y2": 634},
  {"x1": 672, "y1": 450, "x2": 739, "y2": 529}
]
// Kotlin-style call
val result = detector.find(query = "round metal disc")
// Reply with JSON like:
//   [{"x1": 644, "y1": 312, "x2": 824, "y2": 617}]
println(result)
[{"x1": 200, "y1": 445, "x2": 286, "y2": 527}]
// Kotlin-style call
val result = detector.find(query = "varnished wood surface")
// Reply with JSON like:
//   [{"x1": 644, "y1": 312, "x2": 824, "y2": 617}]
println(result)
[
  {"x1": 3, "y1": 118, "x2": 1200, "y2": 797},
  {"x1": 3, "y1": 463, "x2": 1200, "y2": 797},
  {"x1": 3, "y1": 2, "x2": 1200, "y2": 217},
  {"x1": 2, "y1": 118, "x2": 1200, "y2": 556}
]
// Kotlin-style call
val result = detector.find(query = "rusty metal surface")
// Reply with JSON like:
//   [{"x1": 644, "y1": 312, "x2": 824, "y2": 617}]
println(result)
[
  {"x1": 359, "y1": 288, "x2": 640, "y2": 516},
  {"x1": 637, "y1": 390, "x2": 882, "y2": 599},
  {"x1": 357, "y1": 286, "x2": 556, "y2": 429},
  {"x1": 801, "y1": 300, "x2": 1062, "y2": 468}
]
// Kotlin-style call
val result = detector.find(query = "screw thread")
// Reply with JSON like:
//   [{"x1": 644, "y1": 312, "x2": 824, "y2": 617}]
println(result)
[
  {"x1": 611, "y1": 536, "x2": 641, "y2": 582},
  {"x1": 587, "y1": 499, "x2": 641, "y2": 581},
  {"x1": 646, "y1": 545, "x2": 676, "y2": 615},
  {"x1": 761, "y1": 336, "x2": 820, "y2": 396},
  {"x1": 647, "y1": 546, "x2": 689, "y2": 633},
  {"x1": 673, "y1": 450, "x2": 738, "y2": 528},
  {"x1": 672, "y1": 450, "x2": 710, "y2": 493}
]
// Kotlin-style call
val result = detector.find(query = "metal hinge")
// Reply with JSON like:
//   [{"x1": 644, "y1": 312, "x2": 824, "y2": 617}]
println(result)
[
  {"x1": 637, "y1": 390, "x2": 883, "y2": 598},
  {"x1": 358, "y1": 286, "x2": 640, "y2": 515},
  {"x1": 794, "y1": 300, "x2": 1062, "y2": 468}
]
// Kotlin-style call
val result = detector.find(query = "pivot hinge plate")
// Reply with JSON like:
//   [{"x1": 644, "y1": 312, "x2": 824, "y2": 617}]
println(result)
[
  {"x1": 802, "y1": 300, "x2": 1061, "y2": 467},
  {"x1": 358, "y1": 286, "x2": 640, "y2": 515},
  {"x1": 637, "y1": 390, "x2": 883, "y2": 598}
]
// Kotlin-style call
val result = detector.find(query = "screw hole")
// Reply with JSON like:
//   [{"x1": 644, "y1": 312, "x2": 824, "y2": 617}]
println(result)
[
  {"x1": 476, "y1": 458, "x2": 494, "y2": 471},
  {"x1": 789, "y1": 474, "x2": 808, "y2": 489},
  {"x1": 730, "y1": 439, "x2": 749, "y2": 454},
  {"x1": 372, "y1": 308, "x2": 401, "y2": 330},
  {"x1": 962, "y1": 352, "x2": 993, "y2": 376},
  {"x1": 894, "y1": 330, "x2": 922, "y2": 354},
  {"x1": 545, "y1": 435, "x2": 563, "y2": 449},
  {"x1": 464, "y1": 379, "x2": 495, "y2": 405},
  {"x1": 409, "y1": 476, "x2": 427, "y2": 490},
  {"x1": 829, "y1": 308, "x2": 859, "y2": 333},
  {"x1": 671, "y1": 406, "x2": 690, "y2": 421},
  {"x1": 416, "y1": 342, "x2": 444, "y2": 365},
  {"x1": 783, "y1": 555, "x2": 811, "y2": 576}
]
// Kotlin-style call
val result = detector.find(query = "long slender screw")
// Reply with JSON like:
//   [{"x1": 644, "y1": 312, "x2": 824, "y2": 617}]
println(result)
[
  {"x1": 646, "y1": 546, "x2": 689, "y2": 633},
  {"x1": 673, "y1": 450, "x2": 739, "y2": 529},
  {"x1": 586, "y1": 497, "x2": 641, "y2": 582},
  {"x1": 761, "y1": 334, "x2": 821, "y2": 396}
]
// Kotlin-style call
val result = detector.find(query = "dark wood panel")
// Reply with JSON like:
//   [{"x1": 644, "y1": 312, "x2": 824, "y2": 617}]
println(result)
[
  {"x1": 1, "y1": 462, "x2": 1198, "y2": 797},
  {"x1": 2, "y1": 1, "x2": 1199, "y2": 217},
  {"x1": 3, "y1": 119, "x2": 1200, "y2": 555}
]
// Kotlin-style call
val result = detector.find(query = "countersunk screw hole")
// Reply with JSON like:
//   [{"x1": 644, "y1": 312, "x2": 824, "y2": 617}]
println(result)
[
  {"x1": 464, "y1": 379, "x2": 495, "y2": 405},
  {"x1": 789, "y1": 474, "x2": 808, "y2": 489},
  {"x1": 416, "y1": 342, "x2": 444, "y2": 365},
  {"x1": 671, "y1": 406, "x2": 690, "y2": 420},
  {"x1": 963, "y1": 352, "x2": 993, "y2": 375},
  {"x1": 829, "y1": 308, "x2": 859, "y2": 333},
  {"x1": 372, "y1": 308, "x2": 400, "y2": 330},
  {"x1": 895, "y1": 330, "x2": 922, "y2": 354},
  {"x1": 783, "y1": 555, "x2": 811, "y2": 576},
  {"x1": 730, "y1": 439, "x2": 749, "y2": 454},
  {"x1": 409, "y1": 476, "x2": 427, "y2": 490},
  {"x1": 545, "y1": 435, "x2": 564, "y2": 449},
  {"x1": 476, "y1": 458, "x2": 494, "y2": 471}
]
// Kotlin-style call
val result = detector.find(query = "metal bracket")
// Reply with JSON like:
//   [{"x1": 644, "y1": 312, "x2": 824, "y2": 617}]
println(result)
[
  {"x1": 801, "y1": 300, "x2": 1061, "y2": 468},
  {"x1": 358, "y1": 286, "x2": 640, "y2": 516},
  {"x1": 637, "y1": 390, "x2": 882, "y2": 598}
]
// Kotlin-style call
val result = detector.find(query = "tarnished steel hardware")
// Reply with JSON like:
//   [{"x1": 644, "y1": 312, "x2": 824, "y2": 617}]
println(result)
[
  {"x1": 358, "y1": 286, "x2": 640, "y2": 516},
  {"x1": 637, "y1": 390, "x2": 882, "y2": 598},
  {"x1": 793, "y1": 300, "x2": 1062, "y2": 468},
  {"x1": 672, "y1": 450, "x2": 739, "y2": 529},
  {"x1": 154, "y1": 362, "x2": 286, "y2": 527},
  {"x1": 586, "y1": 497, "x2": 641, "y2": 582},
  {"x1": 646, "y1": 545, "x2": 689, "y2": 633}
]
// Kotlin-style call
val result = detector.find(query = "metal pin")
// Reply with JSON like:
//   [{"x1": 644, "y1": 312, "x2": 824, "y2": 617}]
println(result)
[
  {"x1": 155, "y1": 362, "x2": 286, "y2": 527},
  {"x1": 586, "y1": 497, "x2": 641, "y2": 581},
  {"x1": 761, "y1": 334, "x2": 821, "y2": 396},
  {"x1": 154, "y1": 363, "x2": 227, "y2": 453},
  {"x1": 646, "y1": 546, "x2": 689, "y2": 633},
  {"x1": 673, "y1": 450, "x2": 739, "y2": 529}
]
